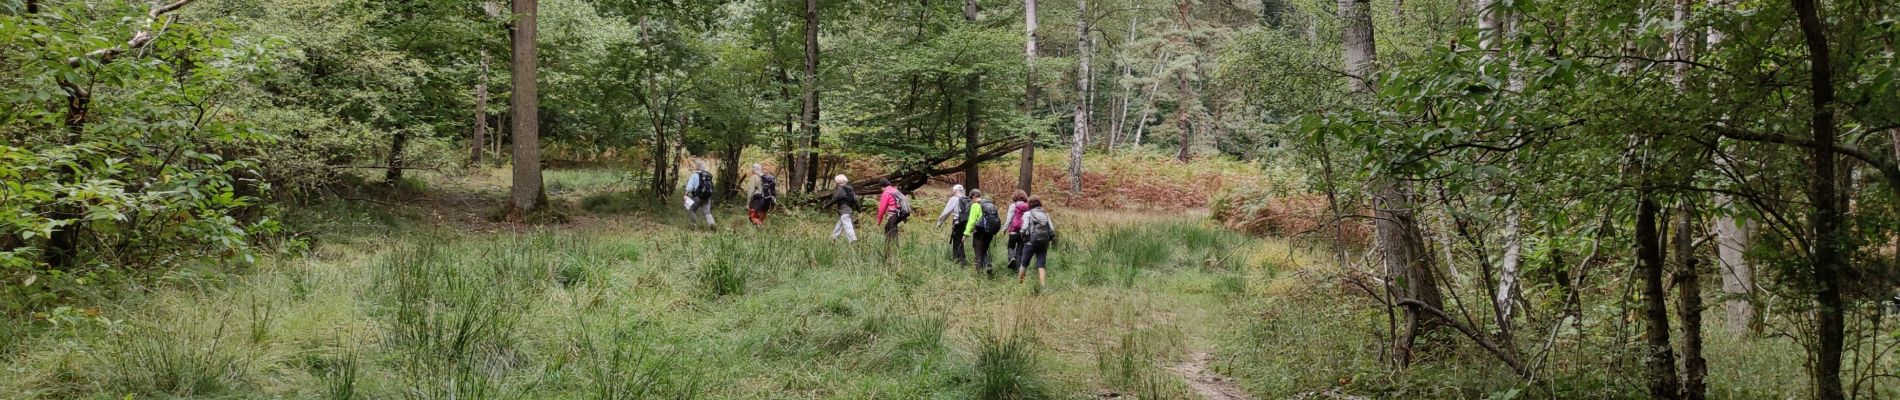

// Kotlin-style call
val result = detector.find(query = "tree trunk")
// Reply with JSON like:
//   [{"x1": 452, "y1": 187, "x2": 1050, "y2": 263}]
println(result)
[
  {"x1": 1674, "y1": 205, "x2": 1708, "y2": 400},
  {"x1": 1375, "y1": 180, "x2": 1444, "y2": 365},
  {"x1": 472, "y1": 50, "x2": 489, "y2": 166},
  {"x1": 508, "y1": 0, "x2": 543, "y2": 218},
  {"x1": 1339, "y1": 0, "x2": 1377, "y2": 93},
  {"x1": 1107, "y1": 19, "x2": 1139, "y2": 151},
  {"x1": 1130, "y1": 65, "x2": 1160, "y2": 148},
  {"x1": 1018, "y1": 0, "x2": 1040, "y2": 195},
  {"x1": 1638, "y1": 192, "x2": 1681, "y2": 399},
  {"x1": 963, "y1": 0, "x2": 982, "y2": 190},
  {"x1": 1790, "y1": 0, "x2": 1845, "y2": 398},
  {"x1": 1068, "y1": 0, "x2": 1089, "y2": 195},
  {"x1": 383, "y1": 130, "x2": 409, "y2": 185},
  {"x1": 802, "y1": 0, "x2": 822, "y2": 193},
  {"x1": 1170, "y1": 0, "x2": 1196, "y2": 162}
]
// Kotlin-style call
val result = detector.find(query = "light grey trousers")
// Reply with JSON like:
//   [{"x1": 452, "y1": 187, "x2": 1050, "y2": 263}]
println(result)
[{"x1": 831, "y1": 213, "x2": 857, "y2": 242}]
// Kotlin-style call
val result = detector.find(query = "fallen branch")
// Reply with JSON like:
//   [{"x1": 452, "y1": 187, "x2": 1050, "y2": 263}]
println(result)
[
  {"x1": 1397, "y1": 299, "x2": 1533, "y2": 379},
  {"x1": 855, "y1": 139, "x2": 1028, "y2": 194}
]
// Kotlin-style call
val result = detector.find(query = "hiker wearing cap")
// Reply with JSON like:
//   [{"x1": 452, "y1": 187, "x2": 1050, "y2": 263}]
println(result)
[
  {"x1": 822, "y1": 175, "x2": 859, "y2": 243},
  {"x1": 876, "y1": 179, "x2": 913, "y2": 258},
  {"x1": 682, "y1": 160, "x2": 716, "y2": 228},
  {"x1": 935, "y1": 184, "x2": 971, "y2": 264},
  {"x1": 963, "y1": 189, "x2": 1003, "y2": 275}
]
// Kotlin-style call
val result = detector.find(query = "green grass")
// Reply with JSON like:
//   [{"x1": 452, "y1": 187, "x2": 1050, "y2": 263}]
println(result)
[{"x1": 0, "y1": 204, "x2": 1848, "y2": 399}]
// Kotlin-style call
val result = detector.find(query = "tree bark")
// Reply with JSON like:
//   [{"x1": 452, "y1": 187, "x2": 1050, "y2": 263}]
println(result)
[
  {"x1": 963, "y1": 0, "x2": 983, "y2": 190},
  {"x1": 1375, "y1": 180, "x2": 1444, "y2": 365},
  {"x1": 802, "y1": 0, "x2": 822, "y2": 193},
  {"x1": 1068, "y1": 0, "x2": 1090, "y2": 195},
  {"x1": 383, "y1": 130, "x2": 409, "y2": 185},
  {"x1": 1339, "y1": 0, "x2": 1377, "y2": 93},
  {"x1": 1130, "y1": 65, "x2": 1160, "y2": 148},
  {"x1": 508, "y1": 0, "x2": 543, "y2": 218},
  {"x1": 1638, "y1": 193, "x2": 1681, "y2": 399},
  {"x1": 1790, "y1": 0, "x2": 1846, "y2": 398},
  {"x1": 472, "y1": 50, "x2": 489, "y2": 166},
  {"x1": 1170, "y1": 0, "x2": 1196, "y2": 162},
  {"x1": 1674, "y1": 205, "x2": 1708, "y2": 400},
  {"x1": 1019, "y1": 0, "x2": 1040, "y2": 194}
]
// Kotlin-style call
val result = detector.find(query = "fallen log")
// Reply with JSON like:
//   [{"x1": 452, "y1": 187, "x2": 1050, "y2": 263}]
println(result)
[{"x1": 855, "y1": 139, "x2": 1027, "y2": 195}]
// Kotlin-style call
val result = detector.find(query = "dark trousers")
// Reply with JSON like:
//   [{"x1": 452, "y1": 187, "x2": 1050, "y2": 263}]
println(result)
[
  {"x1": 972, "y1": 233, "x2": 996, "y2": 272},
  {"x1": 1018, "y1": 241, "x2": 1049, "y2": 269},
  {"x1": 1004, "y1": 234, "x2": 1023, "y2": 271},
  {"x1": 949, "y1": 229, "x2": 966, "y2": 264}
]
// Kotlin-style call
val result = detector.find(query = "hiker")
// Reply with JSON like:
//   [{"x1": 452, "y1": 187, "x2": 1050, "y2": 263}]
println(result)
[
  {"x1": 876, "y1": 179, "x2": 912, "y2": 257},
  {"x1": 1001, "y1": 190, "x2": 1030, "y2": 273},
  {"x1": 935, "y1": 184, "x2": 970, "y2": 264},
  {"x1": 683, "y1": 161, "x2": 716, "y2": 227},
  {"x1": 1017, "y1": 196, "x2": 1058, "y2": 286},
  {"x1": 963, "y1": 189, "x2": 1002, "y2": 275},
  {"x1": 823, "y1": 175, "x2": 859, "y2": 243},
  {"x1": 742, "y1": 163, "x2": 777, "y2": 227}
]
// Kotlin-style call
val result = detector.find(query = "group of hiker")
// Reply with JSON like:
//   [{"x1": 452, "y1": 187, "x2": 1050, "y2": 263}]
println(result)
[{"x1": 680, "y1": 162, "x2": 1059, "y2": 285}]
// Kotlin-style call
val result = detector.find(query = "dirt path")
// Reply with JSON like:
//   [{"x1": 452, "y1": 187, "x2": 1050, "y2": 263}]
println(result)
[{"x1": 1169, "y1": 352, "x2": 1252, "y2": 400}]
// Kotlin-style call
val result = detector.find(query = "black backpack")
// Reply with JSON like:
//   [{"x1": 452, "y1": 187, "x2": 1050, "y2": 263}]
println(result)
[
  {"x1": 955, "y1": 197, "x2": 973, "y2": 230},
  {"x1": 975, "y1": 200, "x2": 1001, "y2": 235},
  {"x1": 760, "y1": 174, "x2": 778, "y2": 199},
  {"x1": 689, "y1": 170, "x2": 714, "y2": 199},
  {"x1": 1027, "y1": 215, "x2": 1056, "y2": 245}
]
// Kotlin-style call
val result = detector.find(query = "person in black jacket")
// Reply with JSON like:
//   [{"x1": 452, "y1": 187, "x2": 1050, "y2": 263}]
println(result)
[{"x1": 823, "y1": 175, "x2": 859, "y2": 243}]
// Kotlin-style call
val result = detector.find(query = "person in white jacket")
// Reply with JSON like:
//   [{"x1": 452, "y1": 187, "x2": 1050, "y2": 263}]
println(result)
[{"x1": 934, "y1": 184, "x2": 969, "y2": 264}]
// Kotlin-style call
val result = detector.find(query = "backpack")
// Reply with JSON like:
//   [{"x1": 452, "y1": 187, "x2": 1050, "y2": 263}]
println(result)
[
  {"x1": 1027, "y1": 212, "x2": 1057, "y2": 245},
  {"x1": 689, "y1": 170, "x2": 714, "y2": 200},
  {"x1": 954, "y1": 197, "x2": 973, "y2": 230},
  {"x1": 894, "y1": 192, "x2": 914, "y2": 218},
  {"x1": 975, "y1": 200, "x2": 1001, "y2": 235},
  {"x1": 760, "y1": 174, "x2": 778, "y2": 199}
]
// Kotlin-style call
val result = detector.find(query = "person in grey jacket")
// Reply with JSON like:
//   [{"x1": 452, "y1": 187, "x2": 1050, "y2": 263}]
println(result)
[
  {"x1": 822, "y1": 175, "x2": 858, "y2": 243},
  {"x1": 1016, "y1": 196, "x2": 1058, "y2": 286},
  {"x1": 934, "y1": 184, "x2": 969, "y2": 263}
]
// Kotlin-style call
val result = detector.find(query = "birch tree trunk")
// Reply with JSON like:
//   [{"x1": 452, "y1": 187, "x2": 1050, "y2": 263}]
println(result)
[
  {"x1": 1068, "y1": 0, "x2": 1089, "y2": 195},
  {"x1": 508, "y1": 0, "x2": 544, "y2": 218},
  {"x1": 1019, "y1": 0, "x2": 1040, "y2": 194}
]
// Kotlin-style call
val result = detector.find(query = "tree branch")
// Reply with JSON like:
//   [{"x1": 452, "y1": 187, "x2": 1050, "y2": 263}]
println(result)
[
  {"x1": 1708, "y1": 123, "x2": 1900, "y2": 190},
  {"x1": 66, "y1": 0, "x2": 197, "y2": 68},
  {"x1": 1398, "y1": 299, "x2": 1533, "y2": 379}
]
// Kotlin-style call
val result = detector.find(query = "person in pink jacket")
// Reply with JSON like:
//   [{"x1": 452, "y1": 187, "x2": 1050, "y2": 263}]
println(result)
[
  {"x1": 875, "y1": 179, "x2": 912, "y2": 258},
  {"x1": 1002, "y1": 190, "x2": 1030, "y2": 272}
]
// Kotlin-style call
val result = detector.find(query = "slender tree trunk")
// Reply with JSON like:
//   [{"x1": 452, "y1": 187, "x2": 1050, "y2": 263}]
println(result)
[
  {"x1": 1068, "y1": 0, "x2": 1089, "y2": 195},
  {"x1": 508, "y1": 0, "x2": 543, "y2": 218},
  {"x1": 1638, "y1": 192, "x2": 1681, "y2": 399},
  {"x1": 963, "y1": 0, "x2": 983, "y2": 190},
  {"x1": 383, "y1": 130, "x2": 410, "y2": 185},
  {"x1": 1170, "y1": 0, "x2": 1196, "y2": 162},
  {"x1": 1674, "y1": 205, "x2": 1708, "y2": 400},
  {"x1": 1107, "y1": 20, "x2": 1139, "y2": 151},
  {"x1": 472, "y1": 1, "x2": 499, "y2": 166},
  {"x1": 1130, "y1": 63, "x2": 1161, "y2": 148},
  {"x1": 472, "y1": 50, "x2": 489, "y2": 166},
  {"x1": 641, "y1": 17, "x2": 671, "y2": 199},
  {"x1": 802, "y1": 0, "x2": 822, "y2": 193},
  {"x1": 1019, "y1": 0, "x2": 1040, "y2": 194},
  {"x1": 1790, "y1": 0, "x2": 1846, "y2": 397}
]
